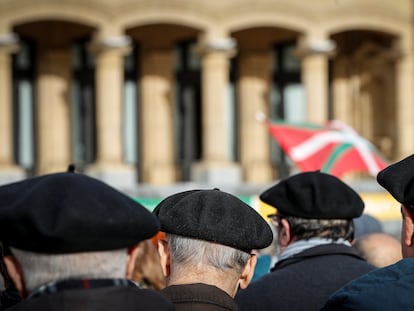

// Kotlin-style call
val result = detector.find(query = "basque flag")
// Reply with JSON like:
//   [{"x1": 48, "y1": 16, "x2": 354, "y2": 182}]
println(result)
[{"x1": 261, "y1": 116, "x2": 388, "y2": 178}]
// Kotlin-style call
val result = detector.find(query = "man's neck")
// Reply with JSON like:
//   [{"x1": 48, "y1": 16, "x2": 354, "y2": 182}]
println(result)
[{"x1": 168, "y1": 267, "x2": 238, "y2": 297}]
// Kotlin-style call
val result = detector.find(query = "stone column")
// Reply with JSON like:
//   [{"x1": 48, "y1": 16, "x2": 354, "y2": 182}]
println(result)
[
  {"x1": 87, "y1": 35, "x2": 136, "y2": 189},
  {"x1": 332, "y1": 57, "x2": 352, "y2": 124},
  {"x1": 140, "y1": 46, "x2": 177, "y2": 184},
  {"x1": 297, "y1": 36, "x2": 334, "y2": 124},
  {"x1": 192, "y1": 37, "x2": 242, "y2": 184},
  {"x1": 238, "y1": 49, "x2": 273, "y2": 182},
  {"x1": 37, "y1": 47, "x2": 72, "y2": 174},
  {"x1": 0, "y1": 33, "x2": 24, "y2": 183},
  {"x1": 396, "y1": 35, "x2": 414, "y2": 159}
]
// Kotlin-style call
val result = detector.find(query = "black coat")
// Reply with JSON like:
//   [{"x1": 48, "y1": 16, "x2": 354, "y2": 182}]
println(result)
[
  {"x1": 161, "y1": 283, "x2": 239, "y2": 311},
  {"x1": 235, "y1": 244, "x2": 375, "y2": 311},
  {"x1": 7, "y1": 286, "x2": 174, "y2": 311}
]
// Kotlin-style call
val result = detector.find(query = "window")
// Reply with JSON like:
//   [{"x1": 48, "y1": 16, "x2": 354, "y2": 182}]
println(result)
[
  {"x1": 270, "y1": 42, "x2": 305, "y2": 177},
  {"x1": 174, "y1": 41, "x2": 201, "y2": 181},
  {"x1": 123, "y1": 45, "x2": 139, "y2": 165},
  {"x1": 71, "y1": 40, "x2": 96, "y2": 169},
  {"x1": 12, "y1": 38, "x2": 35, "y2": 174}
]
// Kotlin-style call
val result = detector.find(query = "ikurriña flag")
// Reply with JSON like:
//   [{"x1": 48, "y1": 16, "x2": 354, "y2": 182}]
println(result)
[{"x1": 261, "y1": 117, "x2": 388, "y2": 178}]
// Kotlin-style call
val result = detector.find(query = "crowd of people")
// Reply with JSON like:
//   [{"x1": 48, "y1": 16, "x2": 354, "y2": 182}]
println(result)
[{"x1": 0, "y1": 152, "x2": 412, "y2": 310}]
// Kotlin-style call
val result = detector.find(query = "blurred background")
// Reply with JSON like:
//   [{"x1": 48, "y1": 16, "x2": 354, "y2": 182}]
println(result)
[{"x1": 0, "y1": 0, "x2": 411, "y2": 236}]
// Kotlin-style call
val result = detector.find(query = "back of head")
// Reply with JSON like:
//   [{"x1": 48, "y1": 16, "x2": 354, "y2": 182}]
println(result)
[
  {"x1": 377, "y1": 154, "x2": 414, "y2": 259},
  {"x1": 11, "y1": 248, "x2": 129, "y2": 292},
  {"x1": 153, "y1": 189, "x2": 273, "y2": 253},
  {"x1": 0, "y1": 171, "x2": 159, "y2": 254},
  {"x1": 165, "y1": 234, "x2": 251, "y2": 283},
  {"x1": 377, "y1": 154, "x2": 414, "y2": 207},
  {"x1": 0, "y1": 171, "x2": 161, "y2": 295},
  {"x1": 354, "y1": 233, "x2": 402, "y2": 267},
  {"x1": 153, "y1": 189, "x2": 273, "y2": 296},
  {"x1": 260, "y1": 171, "x2": 364, "y2": 220},
  {"x1": 261, "y1": 171, "x2": 364, "y2": 242}
]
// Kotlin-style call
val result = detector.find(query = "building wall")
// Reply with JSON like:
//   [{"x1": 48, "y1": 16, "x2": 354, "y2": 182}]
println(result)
[{"x1": 0, "y1": 0, "x2": 413, "y2": 191}]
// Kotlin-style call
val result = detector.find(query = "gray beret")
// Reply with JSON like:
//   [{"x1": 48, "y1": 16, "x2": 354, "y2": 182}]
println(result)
[
  {"x1": 0, "y1": 172, "x2": 160, "y2": 254},
  {"x1": 260, "y1": 171, "x2": 364, "y2": 219},
  {"x1": 377, "y1": 154, "x2": 414, "y2": 206},
  {"x1": 153, "y1": 189, "x2": 273, "y2": 252}
]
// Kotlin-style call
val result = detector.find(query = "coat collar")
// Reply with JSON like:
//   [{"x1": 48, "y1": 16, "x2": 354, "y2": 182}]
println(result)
[{"x1": 272, "y1": 244, "x2": 365, "y2": 271}]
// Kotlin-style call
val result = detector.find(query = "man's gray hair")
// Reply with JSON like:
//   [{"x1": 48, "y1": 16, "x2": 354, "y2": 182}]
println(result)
[
  {"x1": 166, "y1": 234, "x2": 251, "y2": 275},
  {"x1": 282, "y1": 216, "x2": 354, "y2": 241},
  {"x1": 11, "y1": 248, "x2": 128, "y2": 292}
]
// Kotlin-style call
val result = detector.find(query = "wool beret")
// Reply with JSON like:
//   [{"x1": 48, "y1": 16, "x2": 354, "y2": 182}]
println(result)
[
  {"x1": 153, "y1": 189, "x2": 273, "y2": 252},
  {"x1": 0, "y1": 172, "x2": 160, "y2": 254},
  {"x1": 260, "y1": 171, "x2": 364, "y2": 219},
  {"x1": 377, "y1": 154, "x2": 414, "y2": 206}
]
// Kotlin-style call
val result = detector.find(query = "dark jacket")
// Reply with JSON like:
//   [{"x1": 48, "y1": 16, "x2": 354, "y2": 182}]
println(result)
[
  {"x1": 321, "y1": 258, "x2": 414, "y2": 311},
  {"x1": 7, "y1": 282, "x2": 174, "y2": 311},
  {"x1": 161, "y1": 283, "x2": 239, "y2": 311},
  {"x1": 235, "y1": 244, "x2": 375, "y2": 311}
]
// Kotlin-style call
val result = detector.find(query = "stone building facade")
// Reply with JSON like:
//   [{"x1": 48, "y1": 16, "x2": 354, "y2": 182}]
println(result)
[{"x1": 0, "y1": 0, "x2": 413, "y2": 192}]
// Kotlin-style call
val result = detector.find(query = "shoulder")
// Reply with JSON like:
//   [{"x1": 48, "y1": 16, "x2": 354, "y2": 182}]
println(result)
[
  {"x1": 322, "y1": 259, "x2": 414, "y2": 311},
  {"x1": 275, "y1": 248, "x2": 374, "y2": 274},
  {"x1": 235, "y1": 272, "x2": 284, "y2": 310}
]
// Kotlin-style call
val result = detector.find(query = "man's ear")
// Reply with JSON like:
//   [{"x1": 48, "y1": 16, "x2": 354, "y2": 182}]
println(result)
[
  {"x1": 3, "y1": 255, "x2": 26, "y2": 297},
  {"x1": 278, "y1": 218, "x2": 292, "y2": 248},
  {"x1": 238, "y1": 253, "x2": 257, "y2": 291},
  {"x1": 157, "y1": 239, "x2": 171, "y2": 278},
  {"x1": 125, "y1": 244, "x2": 141, "y2": 279},
  {"x1": 402, "y1": 205, "x2": 414, "y2": 248}
]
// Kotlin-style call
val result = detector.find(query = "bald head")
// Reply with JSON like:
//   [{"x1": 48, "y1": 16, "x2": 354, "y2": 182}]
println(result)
[{"x1": 354, "y1": 233, "x2": 402, "y2": 268}]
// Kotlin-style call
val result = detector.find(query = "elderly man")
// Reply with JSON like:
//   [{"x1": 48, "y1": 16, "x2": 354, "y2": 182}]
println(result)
[
  {"x1": 153, "y1": 189, "x2": 273, "y2": 311},
  {"x1": 0, "y1": 170, "x2": 173, "y2": 310},
  {"x1": 235, "y1": 171, "x2": 375, "y2": 311},
  {"x1": 321, "y1": 154, "x2": 414, "y2": 310}
]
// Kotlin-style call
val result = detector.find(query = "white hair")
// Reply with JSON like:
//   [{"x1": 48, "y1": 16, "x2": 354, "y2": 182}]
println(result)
[
  {"x1": 166, "y1": 234, "x2": 250, "y2": 276},
  {"x1": 11, "y1": 248, "x2": 128, "y2": 292}
]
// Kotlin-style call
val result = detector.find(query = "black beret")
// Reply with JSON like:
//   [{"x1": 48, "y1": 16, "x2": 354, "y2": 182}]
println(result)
[
  {"x1": 377, "y1": 154, "x2": 414, "y2": 206},
  {"x1": 0, "y1": 172, "x2": 160, "y2": 254},
  {"x1": 153, "y1": 189, "x2": 273, "y2": 252},
  {"x1": 260, "y1": 171, "x2": 364, "y2": 219}
]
